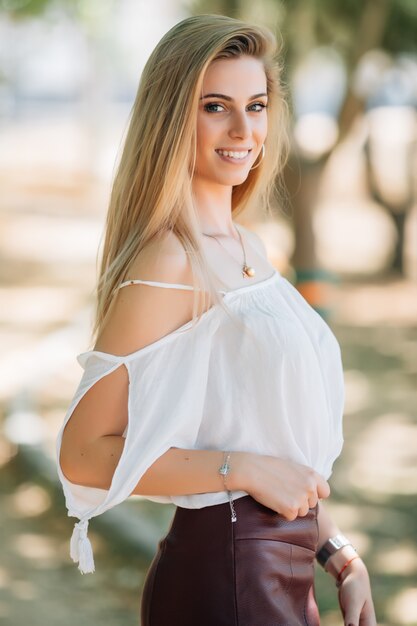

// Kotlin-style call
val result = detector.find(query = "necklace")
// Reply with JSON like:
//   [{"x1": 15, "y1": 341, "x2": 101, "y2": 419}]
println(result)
[{"x1": 201, "y1": 224, "x2": 256, "y2": 278}]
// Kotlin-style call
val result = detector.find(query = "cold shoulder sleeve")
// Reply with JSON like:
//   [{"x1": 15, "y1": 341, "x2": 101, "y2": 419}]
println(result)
[{"x1": 55, "y1": 308, "x2": 221, "y2": 574}]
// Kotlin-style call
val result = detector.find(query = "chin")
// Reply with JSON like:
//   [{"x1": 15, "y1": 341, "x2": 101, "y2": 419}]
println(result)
[
  {"x1": 194, "y1": 166, "x2": 250, "y2": 187},
  {"x1": 224, "y1": 174, "x2": 250, "y2": 186},
  {"x1": 214, "y1": 171, "x2": 250, "y2": 186}
]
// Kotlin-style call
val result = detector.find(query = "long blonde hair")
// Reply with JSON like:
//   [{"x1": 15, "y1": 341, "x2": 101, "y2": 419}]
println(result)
[{"x1": 91, "y1": 14, "x2": 290, "y2": 346}]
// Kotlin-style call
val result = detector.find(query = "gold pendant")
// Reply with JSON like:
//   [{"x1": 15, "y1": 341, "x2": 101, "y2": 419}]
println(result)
[{"x1": 242, "y1": 265, "x2": 256, "y2": 278}]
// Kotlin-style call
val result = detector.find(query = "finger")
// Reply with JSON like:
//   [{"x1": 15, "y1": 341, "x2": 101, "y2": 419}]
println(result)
[
  {"x1": 317, "y1": 476, "x2": 331, "y2": 499},
  {"x1": 298, "y1": 502, "x2": 310, "y2": 517}
]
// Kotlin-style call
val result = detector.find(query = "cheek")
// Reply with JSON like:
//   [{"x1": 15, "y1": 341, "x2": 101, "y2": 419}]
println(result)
[
  {"x1": 255, "y1": 116, "x2": 268, "y2": 141},
  {"x1": 196, "y1": 116, "x2": 221, "y2": 154}
]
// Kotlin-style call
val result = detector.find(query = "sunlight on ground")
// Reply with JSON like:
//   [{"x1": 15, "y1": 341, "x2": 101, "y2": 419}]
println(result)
[
  {"x1": 0, "y1": 287, "x2": 84, "y2": 327},
  {"x1": 333, "y1": 281, "x2": 417, "y2": 326},
  {"x1": 320, "y1": 610, "x2": 342, "y2": 625},
  {"x1": 315, "y1": 198, "x2": 396, "y2": 274},
  {"x1": 387, "y1": 587, "x2": 417, "y2": 624},
  {"x1": 374, "y1": 542, "x2": 417, "y2": 576},
  {"x1": 0, "y1": 214, "x2": 102, "y2": 263},
  {"x1": 0, "y1": 438, "x2": 17, "y2": 468},
  {"x1": 349, "y1": 413, "x2": 417, "y2": 496},
  {"x1": 7, "y1": 483, "x2": 51, "y2": 518},
  {"x1": 11, "y1": 580, "x2": 37, "y2": 601},
  {"x1": 343, "y1": 368, "x2": 373, "y2": 414},
  {"x1": 0, "y1": 315, "x2": 91, "y2": 400},
  {"x1": 0, "y1": 566, "x2": 11, "y2": 589},
  {"x1": 13, "y1": 533, "x2": 56, "y2": 559},
  {"x1": 4, "y1": 411, "x2": 48, "y2": 446},
  {"x1": 322, "y1": 501, "x2": 361, "y2": 530}
]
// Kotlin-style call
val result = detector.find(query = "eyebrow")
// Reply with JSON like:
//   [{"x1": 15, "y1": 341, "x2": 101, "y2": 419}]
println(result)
[{"x1": 199, "y1": 92, "x2": 268, "y2": 101}]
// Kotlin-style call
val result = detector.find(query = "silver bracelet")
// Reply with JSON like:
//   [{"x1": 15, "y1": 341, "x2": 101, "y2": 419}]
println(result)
[
  {"x1": 316, "y1": 533, "x2": 355, "y2": 569},
  {"x1": 218, "y1": 451, "x2": 237, "y2": 522}
]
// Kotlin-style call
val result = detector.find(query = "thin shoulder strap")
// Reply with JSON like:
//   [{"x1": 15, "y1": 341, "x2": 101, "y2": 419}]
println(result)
[{"x1": 117, "y1": 278, "x2": 196, "y2": 292}]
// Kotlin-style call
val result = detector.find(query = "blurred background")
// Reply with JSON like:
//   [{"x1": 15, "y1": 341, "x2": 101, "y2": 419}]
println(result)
[{"x1": 0, "y1": 0, "x2": 416, "y2": 624}]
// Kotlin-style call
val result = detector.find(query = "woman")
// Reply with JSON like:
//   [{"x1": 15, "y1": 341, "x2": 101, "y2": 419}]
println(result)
[{"x1": 56, "y1": 14, "x2": 377, "y2": 626}]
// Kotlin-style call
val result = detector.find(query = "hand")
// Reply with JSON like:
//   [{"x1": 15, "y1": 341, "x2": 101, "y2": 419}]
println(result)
[
  {"x1": 234, "y1": 452, "x2": 331, "y2": 521},
  {"x1": 337, "y1": 558, "x2": 377, "y2": 626}
]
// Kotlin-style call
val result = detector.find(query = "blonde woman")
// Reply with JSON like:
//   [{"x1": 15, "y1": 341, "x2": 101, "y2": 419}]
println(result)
[{"x1": 56, "y1": 14, "x2": 377, "y2": 626}]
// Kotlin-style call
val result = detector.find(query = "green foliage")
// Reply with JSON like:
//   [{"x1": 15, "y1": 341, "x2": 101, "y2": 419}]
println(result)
[
  {"x1": 0, "y1": 0, "x2": 53, "y2": 18},
  {"x1": 383, "y1": 1, "x2": 417, "y2": 53},
  {"x1": 187, "y1": 0, "x2": 417, "y2": 54}
]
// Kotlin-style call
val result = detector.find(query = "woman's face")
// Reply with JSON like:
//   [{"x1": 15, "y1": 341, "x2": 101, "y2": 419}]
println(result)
[{"x1": 194, "y1": 55, "x2": 268, "y2": 187}]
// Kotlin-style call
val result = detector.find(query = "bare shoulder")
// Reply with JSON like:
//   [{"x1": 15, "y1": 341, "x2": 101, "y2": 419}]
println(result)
[
  {"x1": 129, "y1": 229, "x2": 194, "y2": 283},
  {"x1": 94, "y1": 230, "x2": 196, "y2": 356},
  {"x1": 237, "y1": 223, "x2": 268, "y2": 260},
  {"x1": 60, "y1": 230, "x2": 195, "y2": 477}
]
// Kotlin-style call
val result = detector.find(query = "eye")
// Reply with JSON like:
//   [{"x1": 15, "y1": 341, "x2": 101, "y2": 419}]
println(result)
[
  {"x1": 203, "y1": 102, "x2": 226, "y2": 113},
  {"x1": 248, "y1": 102, "x2": 268, "y2": 112}
]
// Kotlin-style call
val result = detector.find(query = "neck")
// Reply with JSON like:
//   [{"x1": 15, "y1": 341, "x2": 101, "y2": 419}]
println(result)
[{"x1": 192, "y1": 178, "x2": 235, "y2": 237}]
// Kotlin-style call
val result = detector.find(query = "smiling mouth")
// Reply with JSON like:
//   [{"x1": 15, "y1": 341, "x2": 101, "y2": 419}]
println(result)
[{"x1": 215, "y1": 148, "x2": 252, "y2": 160}]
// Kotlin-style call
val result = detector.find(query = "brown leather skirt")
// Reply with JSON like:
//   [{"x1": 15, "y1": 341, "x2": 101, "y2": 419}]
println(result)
[{"x1": 140, "y1": 494, "x2": 320, "y2": 626}]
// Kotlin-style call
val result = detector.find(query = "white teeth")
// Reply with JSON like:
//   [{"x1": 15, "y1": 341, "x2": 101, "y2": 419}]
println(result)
[{"x1": 217, "y1": 149, "x2": 249, "y2": 159}]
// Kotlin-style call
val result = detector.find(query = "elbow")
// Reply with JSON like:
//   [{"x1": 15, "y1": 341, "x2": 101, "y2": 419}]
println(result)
[
  {"x1": 59, "y1": 447, "x2": 83, "y2": 485},
  {"x1": 59, "y1": 439, "x2": 91, "y2": 486},
  {"x1": 59, "y1": 435, "x2": 122, "y2": 490}
]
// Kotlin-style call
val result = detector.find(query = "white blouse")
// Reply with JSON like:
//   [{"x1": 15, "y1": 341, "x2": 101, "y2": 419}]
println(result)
[{"x1": 55, "y1": 267, "x2": 345, "y2": 574}]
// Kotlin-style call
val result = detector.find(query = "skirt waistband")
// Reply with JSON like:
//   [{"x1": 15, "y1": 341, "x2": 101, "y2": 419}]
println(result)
[{"x1": 170, "y1": 494, "x2": 319, "y2": 553}]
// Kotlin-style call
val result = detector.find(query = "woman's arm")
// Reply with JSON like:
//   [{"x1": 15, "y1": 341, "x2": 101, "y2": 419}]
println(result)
[
  {"x1": 317, "y1": 499, "x2": 365, "y2": 581},
  {"x1": 317, "y1": 500, "x2": 377, "y2": 626},
  {"x1": 61, "y1": 436, "x2": 247, "y2": 496}
]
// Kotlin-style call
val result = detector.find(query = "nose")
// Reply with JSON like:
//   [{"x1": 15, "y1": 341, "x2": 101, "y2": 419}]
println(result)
[{"x1": 228, "y1": 109, "x2": 251, "y2": 140}]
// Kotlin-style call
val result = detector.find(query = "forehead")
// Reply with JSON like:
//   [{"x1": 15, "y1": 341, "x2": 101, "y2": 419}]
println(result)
[{"x1": 201, "y1": 56, "x2": 267, "y2": 96}]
